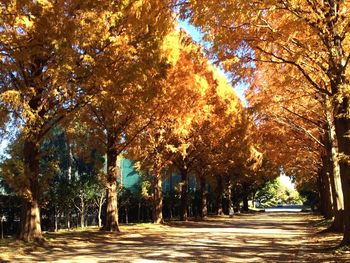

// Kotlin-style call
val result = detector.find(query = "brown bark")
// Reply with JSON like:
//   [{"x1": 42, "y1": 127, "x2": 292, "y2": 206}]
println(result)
[
  {"x1": 137, "y1": 202, "x2": 141, "y2": 222},
  {"x1": 103, "y1": 136, "x2": 120, "y2": 232},
  {"x1": 169, "y1": 172, "x2": 174, "y2": 219},
  {"x1": 227, "y1": 179, "x2": 234, "y2": 217},
  {"x1": 125, "y1": 207, "x2": 129, "y2": 224},
  {"x1": 54, "y1": 207, "x2": 58, "y2": 232},
  {"x1": 80, "y1": 197, "x2": 85, "y2": 228},
  {"x1": 318, "y1": 167, "x2": 333, "y2": 220},
  {"x1": 323, "y1": 95, "x2": 344, "y2": 231},
  {"x1": 98, "y1": 195, "x2": 103, "y2": 228},
  {"x1": 179, "y1": 168, "x2": 188, "y2": 221},
  {"x1": 242, "y1": 194, "x2": 249, "y2": 212},
  {"x1": 153, "y1": 172, "x2": 163, "y2": 224},
  {"x1": 216, "y1": 175, "x2": 223, "y2": 215},
  {"x1": 334, "y1": 113, "x2": 350, "y2": 245},
  {"x1": 324, "y1": 18, "x2": 350, "y2": 244},
  {"x1": 20, "y1": 140, "x2": 42, "y2": 241},
  {"x1": 199, "y1": 176, "x2": 207, "y2": 218}
]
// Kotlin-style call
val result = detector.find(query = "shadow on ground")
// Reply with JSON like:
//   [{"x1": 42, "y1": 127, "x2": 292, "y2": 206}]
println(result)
[{"x1": 2, "y1": 212, "x2": 349, "y2": 262}]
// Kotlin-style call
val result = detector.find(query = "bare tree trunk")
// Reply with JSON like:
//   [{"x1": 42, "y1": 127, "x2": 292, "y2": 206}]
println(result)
[
  {"x1": 1, "y1": 217, "x2": 4, "y2": 239},
  {"x1": 80, "y1": 197, "x2": 85, "y2": 228},
  {"x1": 318, "y1": 166, "x2": 333, "y2": 220},
  {"x1": 216, "y1": 175, "x2": 223, "y2": 215},
  {"x1": 20, "y1": 140, "x2": 42, "y2": 241},
  {"x1": 125, "y1": 207, "x2": 129, "y2": 224},
  {"x1": 98, "y1": 195, "x2": 104, "y2": 228},
  {"x1": 325, "y1": 97, "x2": 344, "y2": 231},
  {"x1": 169, "y1": 172, "x2": 174, "y2": 219},
  {"x1": 153, "y1": 172, "x2": 163, "y2": 224},
  {"x1": 227, "y1": 178, "x2": 234, "y2": 217},
  {"x1": 54, "y1": 207, "x2": 58, "y2": 232},
  {"x1": 103, "y1": 135, "x2": 120, "y2": 232},
  {"x1": 67, "y1": 211, "x2": 71, "y2": 230},
  {"x1": 242, "y1": 194, "x2": 249, "y2": 212},
  {"x1": 252, "y1": 191, "x2": 257, "y2": 209},
  {"x1": 199, "y1": 176, "x2": 207, "y2": 218},
  {"x1": 137, "y1": 202, "x2": 141, "y2": 222},
  {"x1": 334, "y1": 111, "x2": 350, "y2": 244},
  {"x1": 179, "y1": 168, "x2": 188, "y2": 221}
]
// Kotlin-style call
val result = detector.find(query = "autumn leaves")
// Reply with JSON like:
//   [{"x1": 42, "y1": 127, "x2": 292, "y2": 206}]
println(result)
[
  {"x1": 181, "y1": 0, "x2": 350, "y2": 246},
  {"x1": 0, "y1": 0, "x2": 263, "y2": 241}
]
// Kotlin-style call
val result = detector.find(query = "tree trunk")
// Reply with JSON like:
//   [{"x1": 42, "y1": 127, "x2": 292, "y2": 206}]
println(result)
[
  {"x1": 20, "y1": 140, "x2": 42, "y2": 241},
  {"x1": 153, "y1": 172, "x2": 163, "y2": 224},
  {"x1": 216, "y1": 175, "x2": 223, "y2": 215},
  {"x1": 179, "y1": 168, "x2": 188, "y2": 221},
  {"x1": 227, "y1": 179, "x2": 234, "y2": 217},
  {"x1": 138, "y1": 202, "x2": 141, "y2": 222},
  {"x1": 334, "y1": 111, "x2": 350, "y2": 245},
  {"x1": 103, "y1": 138, "x2": 120, "y2": 232},
  {"x1": 125, "y1": 207, "x2": 129, "y2": 224},
  {"x1": 318, "y1": 166, "x2": 333, "y2": 219},
  {"x1": 80, "y1": 197, "x2": 85, "y2": 228},
  {"x1": 98, "y1": 196, "x2": 103, "y2": 228},
  {"x1": 1, "y1": 217, "x2": 3, "y2": 239},
  {"x1": 199, "y1": 176, "x2": 207, "y2": 218},
  {"x1": 325, "y1": 96, "x2": 344, "y2": 231},
  {"x1": 252, "y1": 191, "x2": 257, "y2": 209},
  {"x1": 242, "y1": 194, "x2": 249, "y2": 212},
  {"x1": 54, "y1": 207, "x2": 58, "y2": 232},
  {"x1": 169, "y1": 172, "x2": 174, "y2": 219},
  {"x1": 66, "y1": 211, "x2": 71, "y2": 230}
]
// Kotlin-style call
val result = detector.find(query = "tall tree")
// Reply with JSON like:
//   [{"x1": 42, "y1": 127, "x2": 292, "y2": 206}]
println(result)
[
  {"x1": 0, "y1": 0, "x2": 173, "y2": 240},
  {"x1": 69, "y1": 1, "x2": 174, "y2": 231},
  {"x1": 181, "y1": 0, "x2": 350, "y2": 245}
]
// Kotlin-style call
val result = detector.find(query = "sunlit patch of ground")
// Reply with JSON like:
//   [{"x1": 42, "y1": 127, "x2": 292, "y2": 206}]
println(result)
[{"x1": 1, "y1": 213, "x2": 349, "y2": 262}]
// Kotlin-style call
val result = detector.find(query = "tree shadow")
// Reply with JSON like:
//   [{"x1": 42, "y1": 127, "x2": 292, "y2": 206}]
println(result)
[{"x1": 4, "y1": 213, "x2": 350, "y2": 262}]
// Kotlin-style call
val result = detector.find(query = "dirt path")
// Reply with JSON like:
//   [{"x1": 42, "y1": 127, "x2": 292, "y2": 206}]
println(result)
[{"x1": 1, "y1": 212, "x2": 349, "y2": 262}]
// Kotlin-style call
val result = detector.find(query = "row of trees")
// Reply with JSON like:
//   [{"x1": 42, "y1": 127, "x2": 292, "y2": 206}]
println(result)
[
  {"x1": 0, "y1": 0, "x2": 279, "y2": 242},
  {"x1": 180, "y1": 0, "x2": 350, "y2": 246},
  {"x1": 2, "y1": 0, "x2": 346, "y2": 247}
]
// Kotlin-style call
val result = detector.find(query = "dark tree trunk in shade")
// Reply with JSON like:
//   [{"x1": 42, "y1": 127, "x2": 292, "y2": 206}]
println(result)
[
  {"x1": 20, "y1": 140, "x2": 42, "y2": 241},
  {"x1": 153, "y1": 172, "x2": 163, "y2": 224},
  {"x1": 169, "y1": 173, "x2": 174, "y2": 219},
  {"x1": 334, "y1": 114, "x2": 350, "y2": 244},
  {"x1": 179, "y1": 169, "x2": 188, "y2": 221},
  {"x1": 318, "y1": 165, "x2": 333, "y2": 220},
  {"x1": 227, "y1": 179, "x2": 234, "y2": 217},
  {"x1": 216, "y1": 175, "x2": 223, "y2": 215},
  {"x1": 242, "y1": 194, "x2": 249, "y2": 212},
  {"x1": 199, "y1": 176, "x2": 207, "y2": 218}
]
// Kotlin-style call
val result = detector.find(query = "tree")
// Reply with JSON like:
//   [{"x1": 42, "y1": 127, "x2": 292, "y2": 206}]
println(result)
[
  {"x1": 127, "y1": 29, "x2": 219, "y2": 222},
  {"x1": 246, "y1": 61, "x2": 343, "y2": 229},
  {"x1": 68, "y1": 1, "x2": 174, "y2": 231},
  {"x1": 0, "y1": 0, "x2": 148, "y2": 241},
  {"x1": 181, "y1": 0, "x2": 350, "y2": 245}
]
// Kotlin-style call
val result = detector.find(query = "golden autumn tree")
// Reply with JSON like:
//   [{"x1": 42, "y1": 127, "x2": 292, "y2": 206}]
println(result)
[
  {"x1": 0, "y1": 0, "x2": 173, "y2": 241},
  {"x1": 247, "y1": 62, "x2": 343, "y2": 230},
  {"x1": 127, "y1": 30, "x2": 220, "y2": 223},
  {"x1": 165, "y1": 64, "x2": 250, "y2": 221},
  {"x1": 67, "y1": 2, "x2": 174, "y2": 231},
  {"x1": 181, "y1": 0, "x2": 350, "y2": 245}
]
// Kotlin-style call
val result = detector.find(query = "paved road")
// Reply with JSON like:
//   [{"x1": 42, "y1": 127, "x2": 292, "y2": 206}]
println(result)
[{"x1": 4, "y1": 212, "x2": 349, "y2": 262}]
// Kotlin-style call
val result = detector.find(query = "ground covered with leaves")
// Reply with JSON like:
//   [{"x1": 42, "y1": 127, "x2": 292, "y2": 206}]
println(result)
[{"x1": 1, "y1": 212, "x2": 349, "y2": 262}]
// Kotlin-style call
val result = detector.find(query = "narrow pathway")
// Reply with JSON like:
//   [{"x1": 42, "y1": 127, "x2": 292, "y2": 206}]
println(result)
[{"x1": 3, "y1": 212, "x2": 349, "y2": 262}]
